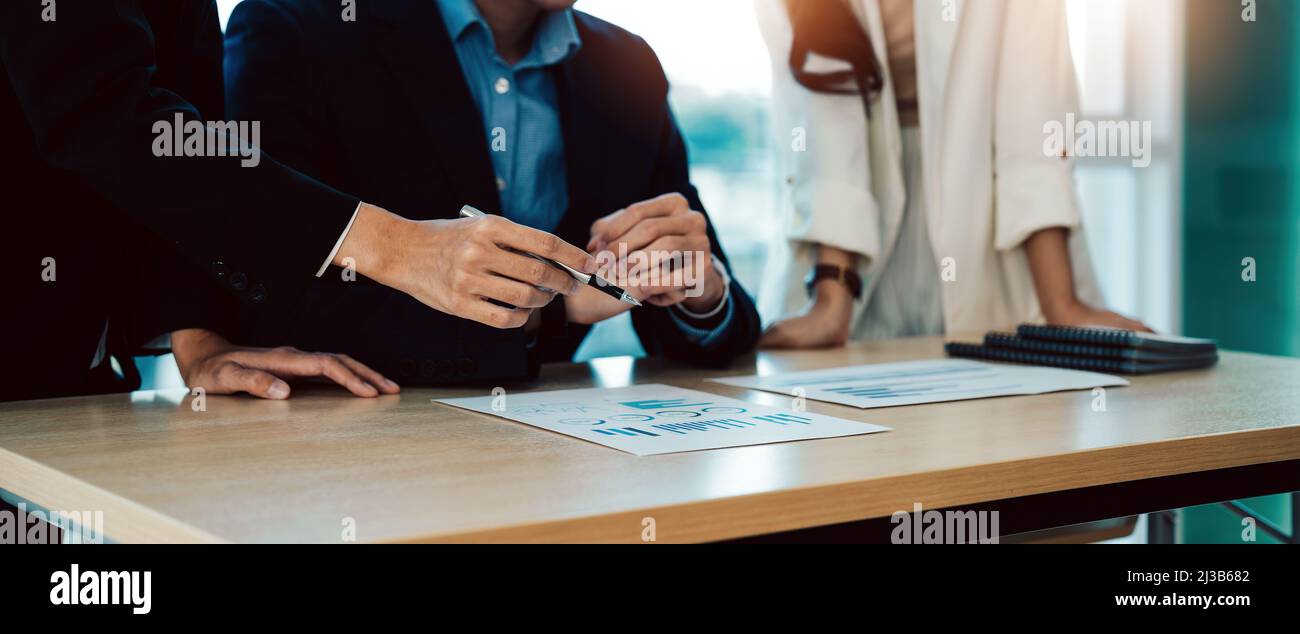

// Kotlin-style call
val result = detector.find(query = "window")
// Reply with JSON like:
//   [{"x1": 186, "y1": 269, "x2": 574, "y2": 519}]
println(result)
[
  {"x1": 571, "y1": 0, "x2": 777, "y2": 359},
  {"x1": 1067, "y1": 0, "x2": 1184, "y2": 334}
]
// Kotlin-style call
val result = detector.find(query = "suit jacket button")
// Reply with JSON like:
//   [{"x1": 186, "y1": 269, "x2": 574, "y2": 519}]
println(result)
[
  {"x1": 212, "y1": 260, "x2": 227, "y2": 281},
  {"x1": 229, "y1": 272, "x2": 248, "y2": 291},
  {"x1": 249, "y1": 284, "x2": 267, "y2": 304},
  {"x1": 420, "y1": 360, "x2": 436, "y2": 380}
]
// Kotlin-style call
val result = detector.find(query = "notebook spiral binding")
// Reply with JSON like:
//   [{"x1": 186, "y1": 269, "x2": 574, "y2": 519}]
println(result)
[
  {"x1": 985, "y1": 332, "x2": 1128, "y2": 359},
  {"x1": 1016, "y1": 324, "x2": 1136, "y2": 347}
]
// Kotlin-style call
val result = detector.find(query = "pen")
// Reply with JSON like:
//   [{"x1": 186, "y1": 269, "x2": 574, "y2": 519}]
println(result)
[{"x1": 459, "y1": 206, "x2": 642, "y2": 307}]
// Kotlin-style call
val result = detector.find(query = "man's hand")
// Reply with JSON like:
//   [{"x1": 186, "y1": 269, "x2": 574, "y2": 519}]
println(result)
[
  {"x1": 335, "y1": 204, "x2": 597, "y2": 329},
  {"x1": 586, "y1": 193, "x2": 724, "y2": 315},
  {"x1": 564, "y1": 260, "x2": 687, "y2": 325},
  {"x1": 172, "y1": 329, "x2": 400, "y2": 400}
]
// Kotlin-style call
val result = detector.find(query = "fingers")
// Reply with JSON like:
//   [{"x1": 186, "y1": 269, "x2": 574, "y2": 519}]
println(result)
[
  {"x1": 619, "y1": 255, "x2": 697, "y2": 296},
  {"x1": 460, "y1": 298, "x2": 532, "y2": 330},
  {"x1": 303, "y1": 355, "x2": 381, "y2": 397},
  {"x1": 1092, "y1": 310, "x2": 1152, "y2": 333},
  {"x1": 631, "y1": 234, "x2": 711, "y2": 275},
  {"x1": 1127, "y1": 319, "x2": 1155, "y2": 333},
  {"x1": 1107, "y1": 313, "x2": 1154, "y2": 333},
  {"x1": 479, "y1": 215, "x2": 596, "y2": 275},
  {"x1": 486, "y1": 250, "x2": 580, "y2": 296},
  {"x1": 234, "y1": 348, "x2": 380, "y2": 397},
  {"x1": 212, "y1": 361, "x2": 292, "y2": 400},
  {"x1": 617, "y1": 265, "x2": 688, "y2": 297},
  {"x1": 598, "y1": 214, "x2": 699, "y2": 255},
  {"x1": 588, "y1": 193, "x2": 689, "y2": 251},
  {"x1": 473, "y1": 273, "x2": 559, "y2": 309},
  {"x1": 334, "y1": 354, "x2": 401, "y2": 395},
  {"x1": 646, "y1": 289, "x2": 689, "y2": 307}
]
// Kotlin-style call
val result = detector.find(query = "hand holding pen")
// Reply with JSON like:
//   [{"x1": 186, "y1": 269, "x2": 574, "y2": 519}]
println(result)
[
  {"x1": 342, "y1": 203, "x2": 607, "y2": 329},
  {"x1": 460, "y1": 206, "x2": 641, "y2": 307}
]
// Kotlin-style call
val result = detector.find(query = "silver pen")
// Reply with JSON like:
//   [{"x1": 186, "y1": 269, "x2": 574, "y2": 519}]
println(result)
[{"x1": 460, "y1": 206, "x2": 642, "y2": 307}]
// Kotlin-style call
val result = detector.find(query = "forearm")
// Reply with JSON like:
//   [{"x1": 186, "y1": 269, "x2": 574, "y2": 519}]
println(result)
[
  {"x1": 1023, "y1": 227, "x2": 1079, "y2": 320},
  {"x1": 332, "y1": 203, "x2": 406, "y2": 285},
  {"x1": 812, "y1": 244, "x2": 860, "y2": 306}
]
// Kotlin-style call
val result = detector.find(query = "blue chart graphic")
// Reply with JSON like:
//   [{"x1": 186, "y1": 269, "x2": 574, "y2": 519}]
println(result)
[
  {"x1": 585, "y1": 398, "x2": 816, "y2": 438},
  {"x1": 439, "y1": 384, "x2": 887, "y2": 456},
  {"x1": 620, "y1": 398, "x2": 713, "y2": 410},
  {"x1": 758, "y1": 364, "x2": 989, "y2": 389},
  {"x1": 593, "y1": 427, "x2": 661, "y2": 437},
  {"x1": 641, "y1": 414, "x2": 814, "y2": 436},
  {"x1": 827, "y1": 384, "x2": 959, "y2": 399},
  {"x1": 752, "y1": 413, "x2": 813, "y2": 425},
  {"x1": 557, "y1": 418, "x2": 607, "y2": 426},
  {"x1": 650, "y1": 419, "x2": 757, "y2": 435}
]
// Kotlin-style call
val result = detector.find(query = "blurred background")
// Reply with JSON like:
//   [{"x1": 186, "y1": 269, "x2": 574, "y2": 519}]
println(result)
[
  {"x1": 210, "y1": 0, "x2": 1188, "y2": 354},
  {"x1": 197, "y1": 0, "x2": 1295, "y2": 543}
]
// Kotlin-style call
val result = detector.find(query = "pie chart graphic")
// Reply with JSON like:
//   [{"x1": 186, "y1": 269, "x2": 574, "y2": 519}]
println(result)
[{"x1": 556, "y1": 418, "x2": 607, "y2": 427}]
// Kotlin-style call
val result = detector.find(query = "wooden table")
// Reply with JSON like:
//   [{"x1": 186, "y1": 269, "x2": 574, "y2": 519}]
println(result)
[{"x1": 2, "y1": 336, "x2": 1298, "y2": 543}]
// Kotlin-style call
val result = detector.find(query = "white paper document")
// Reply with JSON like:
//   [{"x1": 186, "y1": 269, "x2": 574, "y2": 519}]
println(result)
[
  {"x1": 435, "y1": 384, "x2": 888, "y2": 456},
  {"x1": 710, "y1": 359, "x2": 1129, "y2": 409}
]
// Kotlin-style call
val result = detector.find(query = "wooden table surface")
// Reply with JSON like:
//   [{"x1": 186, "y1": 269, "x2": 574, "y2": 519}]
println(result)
[{"x1": 2, "y1": 336, "x2": 1298, "y2": 543}]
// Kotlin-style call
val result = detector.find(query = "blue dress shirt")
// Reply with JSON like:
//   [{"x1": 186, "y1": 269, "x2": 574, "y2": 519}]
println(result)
[
  {"x1": 437, "y1": 0, "x2": 578, "y2": 232},
  {"x1": 435, "y1": 0, "x2": 733, "y2": 344}
]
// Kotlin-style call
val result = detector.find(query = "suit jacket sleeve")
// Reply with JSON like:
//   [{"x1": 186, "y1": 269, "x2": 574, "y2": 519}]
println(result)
[
  {"x1": 0, "y1": 0, "x2": 360, "y2": 317},
  {"x1": 221, "y1": 0, "x2": 533, "y2": 382},
  {"x1": 629, "y1": 81, "x2": 762, "y2": 367}
]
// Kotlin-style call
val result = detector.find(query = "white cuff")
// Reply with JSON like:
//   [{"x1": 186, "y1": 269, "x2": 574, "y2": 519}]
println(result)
[
  {"x1": 317, "y1": 202, "x2": 363, "y2": 277},
  {"x1": 674, "y1": 258, "x2": 732, "y2": 320}
]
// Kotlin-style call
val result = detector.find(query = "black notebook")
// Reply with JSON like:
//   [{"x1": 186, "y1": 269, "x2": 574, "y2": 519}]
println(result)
[
  {"x1": 946, "y1": 325, "x2": 1219, "y2": 375},
  {"x1": 1015, "y1": 325, "x2": 1218, "y2": 355},
  {"x1": 983, "y1": 332, "x2": 1219, "y2": 363}
]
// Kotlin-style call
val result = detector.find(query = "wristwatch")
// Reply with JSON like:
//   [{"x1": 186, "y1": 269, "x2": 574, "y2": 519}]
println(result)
[{"x1": 805, "y1": 264, "x2": 863, "y2": 300}]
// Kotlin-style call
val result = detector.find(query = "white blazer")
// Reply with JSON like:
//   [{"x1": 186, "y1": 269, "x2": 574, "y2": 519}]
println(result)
[{"x1": 755, "y1": 0, "x2": 1103, "y2": 335}]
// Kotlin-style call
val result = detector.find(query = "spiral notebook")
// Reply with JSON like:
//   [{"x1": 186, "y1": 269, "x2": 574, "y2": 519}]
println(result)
[
  {"x1": 946, "y1": 325, "x2": 1218, "y2": 375},
  {"x1": 1013, "y1": 325, "x2": 1218, "y2": 355}
]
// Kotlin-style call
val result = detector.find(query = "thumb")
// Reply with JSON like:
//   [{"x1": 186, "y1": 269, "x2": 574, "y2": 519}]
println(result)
[{"x1": 228, "y1": 364, "x2": 292, "y2": 400}]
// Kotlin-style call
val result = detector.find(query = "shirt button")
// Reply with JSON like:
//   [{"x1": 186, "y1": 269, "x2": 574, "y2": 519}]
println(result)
[
  {"x1": 496, "y1": 177, "x2": 507, "y2": 192},
  {"x1": 494, "y1": 77, "x2": 511, "y2": 94}
]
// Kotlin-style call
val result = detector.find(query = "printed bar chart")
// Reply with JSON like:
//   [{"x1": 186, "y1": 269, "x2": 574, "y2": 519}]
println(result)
[
  {"x1": 712, "y1": 359, "x2": 1129, "y2": 409},
  {"x1": 436, "y1": 385, "x2": 888, "y2": 456}
]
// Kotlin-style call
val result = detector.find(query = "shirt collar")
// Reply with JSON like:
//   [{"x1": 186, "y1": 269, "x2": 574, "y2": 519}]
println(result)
[{"x1": 437, "y1": 0, "x2": 581, "y2": 69}]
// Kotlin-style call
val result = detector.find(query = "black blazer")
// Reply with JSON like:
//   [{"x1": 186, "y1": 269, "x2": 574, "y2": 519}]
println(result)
[
  {"x1": 225, "y1": 0, "x2": 762, "y2": 385},
  {"x1": 0, "y1": 0, "x2": 361, "y2": 400}
]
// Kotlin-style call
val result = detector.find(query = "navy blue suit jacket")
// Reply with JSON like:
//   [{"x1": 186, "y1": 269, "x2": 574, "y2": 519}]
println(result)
[{"x1": 225, "y1": 0, "x2": 762, "y2": 385}]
